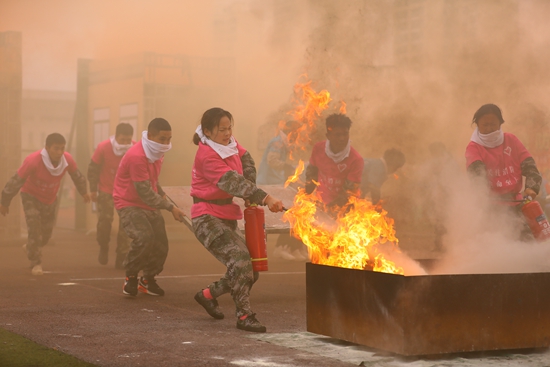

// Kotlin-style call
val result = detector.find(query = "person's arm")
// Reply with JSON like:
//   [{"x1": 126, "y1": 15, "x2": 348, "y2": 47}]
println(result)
[
  {"x1": 521, "y1": 157, "x2": 542, "y2": 196},
  {"x1": 87, "y1": 160, "x2": 100, "y2": 192},
  {"x1": 1, "y1": 173, "x2": 26, "y2": 208},
  {"x1": 241, "y1": 151, "x2": 257, "y2": 184},
  {"x1": 134, "y1": 181, "x2": 173, "y2": 211},
  {"x1": 68, "y1": 169, "x2": 88, "y2": 197},
  {"x1": 68, "y1": 169, "x2": 91, "y2": 203},
  {"x1": 87, "y1": 160, "x2": 101, "y2": 201},
  {"x1": 467, "y1": 160, "x2": 487, "y2": 179},
  {"x1": 217, "y1": 171, "x2": 268, "y2": 205},
  {"x1": 331, "y1": 180, "x2": 361, "y2": 207},
  {"x1": 157, "y1": 184, "x2": 166, "y2": 198},
  {"x1": 305, "y1": 164, "x2": 319, "y2": 194}
]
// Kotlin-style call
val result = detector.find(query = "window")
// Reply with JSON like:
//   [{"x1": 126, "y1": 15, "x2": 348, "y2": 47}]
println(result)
[
  {"x1": 120, "y1": 103, "x2": 138, "y2": 140},
  {"x1": 93, "y1": 108, "x2": 110, "y2": 149}
]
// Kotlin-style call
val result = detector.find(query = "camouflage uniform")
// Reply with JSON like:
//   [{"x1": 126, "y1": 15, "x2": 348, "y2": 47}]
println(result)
[
  {"x1": 117, "y1": 205, "x2": 169, "y2": 277},
  {"x1": 193, "y1": 151, "x2": 267, "y2": 318},
  {"x1": 96, "y1": 191, "x2": 130, "y2": 257},
  {"x1": 1, "y1": 169, "x2": 87, "y2": 267},
  {"x1": 193, "y1": 215, "x2": 259, "y2": 317},
  {"x1": 21, "y1": 192, "x2": 57, "y2": 266}
]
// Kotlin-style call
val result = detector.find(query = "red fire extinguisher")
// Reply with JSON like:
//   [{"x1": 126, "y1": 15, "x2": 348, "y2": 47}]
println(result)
[
  {"x1": 521, "y1": 197, "x2": 550, "y2": 241},
  {"x1": 244, "y1": 204, "x2": 268, "y2": 271}
]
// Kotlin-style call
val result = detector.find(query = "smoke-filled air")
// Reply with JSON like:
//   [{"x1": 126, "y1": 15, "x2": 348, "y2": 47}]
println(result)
[{"x1": 3, "y1": 0, "x2": 550, "y2": 275}]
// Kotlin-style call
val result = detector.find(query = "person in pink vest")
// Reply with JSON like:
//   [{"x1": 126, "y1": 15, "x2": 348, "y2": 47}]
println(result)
[
  {"x1": 113, "y1": 118, "x2": 185, "y2": 297},
  {"x1": 0, "y1": 133, "x2": 90, "y2": 275},
  {"x1": 88, "y1": 123, "x2": 134, "y2": 268},
  {"x1": 191, "y1": 107, "x2": 284, "y2": 333},
  {"x1": 466, "y1": 103, "x2": 542, "y2": 239},
  {"x1": 305, "y1": 113, "x2": 364, "y2": 208}
]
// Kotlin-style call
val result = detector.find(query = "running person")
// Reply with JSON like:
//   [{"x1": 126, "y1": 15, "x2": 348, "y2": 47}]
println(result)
[
  {"x1": 191, "y1": 107, "x2": 284, "y2": 333},
  {"x1": 113, "y1": 118, "x2": 185, "y2": 296},
  {"x1": 88, "y1": 122, "x2": 134, "y2": 268},
  {"x1": 0, "y1": 133, "x2": 90, "y2": 275}
]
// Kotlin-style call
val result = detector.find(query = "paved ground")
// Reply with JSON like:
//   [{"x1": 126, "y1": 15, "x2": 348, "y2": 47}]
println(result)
[
  {"x1": 0, "y1": 219, "x2": 361, "y2": 367},
  {"x1": 3, "y1": 219, "x2": 550, "y2": 367}
]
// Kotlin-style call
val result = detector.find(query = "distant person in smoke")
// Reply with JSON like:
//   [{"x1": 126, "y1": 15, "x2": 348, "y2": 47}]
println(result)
[
  {"x1": 305, "y1": 113, "x2": 364, "y2": 208},
  {"x1": 113, "y1": 118, "x2": 185, "y2": 297},
  {"x1": 87, "y1": 123, "x2": 134, "y2": 269},
  {"x1": 360, "y1": 148, "x2": 406, "y2": 205},
  {"x1": 465, "y1": 103, "x2": 542, "y2": 240},
  {"x1": 0, "y1": 133, "x2": 90, "y2": 275},
  {"x1": 257, "y1": 120, "x2": 301, "y2": 185},
  {"x1": 191, "y1": 107, "x2": 284, "y2": 333}
]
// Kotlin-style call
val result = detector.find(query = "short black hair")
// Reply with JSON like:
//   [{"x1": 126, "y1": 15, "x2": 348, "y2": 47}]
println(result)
[
  {"x1": 45, "y1": 133, "x2": 66, "y2": 147},
  {"x1": 473, "y1": 104, "x2": 504, "y2": 125},
  {"x1": 115, "y1": 123, "x2": 134, "y2": 137},
  {"x1": 148, "y1": 118, "x2": 171, "y2": 135},
  {"x1": 326, "y1": 113, "x2": 352, "y2": 131},
  {"x1": 384, "y1": 148, "x2": 405, "y2": 171}
]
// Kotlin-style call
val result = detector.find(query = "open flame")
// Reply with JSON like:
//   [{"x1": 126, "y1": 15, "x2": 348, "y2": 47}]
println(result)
[
  {"x1": 285, "y1": 80, "x2": 331, "y2": 160},
  {"x1": 284, "y1": 160, "x2": 305, "y2": 188},
  {"x1": 283, "y1": 164, "x2": 404, "y2": 275}
]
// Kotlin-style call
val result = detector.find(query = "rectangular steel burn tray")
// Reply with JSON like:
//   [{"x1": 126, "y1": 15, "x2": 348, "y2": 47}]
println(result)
[{"x1": 306, "y1": 262, "x2": 550, "y2": 356}]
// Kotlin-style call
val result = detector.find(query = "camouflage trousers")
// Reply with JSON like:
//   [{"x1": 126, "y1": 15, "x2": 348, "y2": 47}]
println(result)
[
  {"x1": 117, "y1": 206, "x2": 169, "y2": 278},
  {"x1": 21, "y1": 192, "x2": 56, "y2": 266},
  {"x1": 96, "y1": 191, "x2": 130, "y2": 255},
  {"x1": 193, "y1": 214, "x2": 259, "y2": 318}
]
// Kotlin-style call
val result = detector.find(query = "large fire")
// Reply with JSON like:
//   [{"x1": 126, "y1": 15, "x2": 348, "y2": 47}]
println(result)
[
  {"x1": 280, "y1": 79, "x2": 346, "y2": 160},
  {"x1": 283, "y1": 162, "x2": 405, "y2": 275},
  {"x1": 277, "y1": 79, "x2": 405, "y2": 275}
]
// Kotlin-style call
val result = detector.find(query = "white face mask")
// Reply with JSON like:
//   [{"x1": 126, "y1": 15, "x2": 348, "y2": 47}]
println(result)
[
  {"x1": 141, "y1": 131, "x2": 172, "y2": 163},
  {"x1": 471, "y1": 127, "x2": 504, "y2": 148},
  {"x1": 110, "y1": 136, "x2": 132, "y2": 156},
  {"x1": 195, "y1": 125, "x2": 238, "y2": 159},
  {"x1": 41, "y1": 148, "x2": 68, "y2": 176}
]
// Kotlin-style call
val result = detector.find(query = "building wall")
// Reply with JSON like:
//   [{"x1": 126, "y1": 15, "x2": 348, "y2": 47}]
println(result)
[
  {"x1": 84, "y1": 52, "x2": 236, "y2": 231},
  {"x1": 21, "y1": 90, "x2": 75, "y2": 156},
  {"x1": 0, "y1": 31, "x2": 22, "y2": 243}
]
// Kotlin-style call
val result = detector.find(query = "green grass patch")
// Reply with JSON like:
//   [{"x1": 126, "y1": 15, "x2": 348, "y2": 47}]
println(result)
[{"x1": 0, "y1": 328, "x2": 98, "y2": 367}]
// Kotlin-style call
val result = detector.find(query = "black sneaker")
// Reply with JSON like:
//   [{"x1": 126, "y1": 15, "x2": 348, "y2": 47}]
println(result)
[
  {"x1": 138, "y1": 277, "x2": 164, "y2": 296},
  {"x1": 194, "y1": 290, "x2": 224, "y2": 319},
  {"x1": 98, "y1": 245, "x2": 108, "y2": 265},
  {"x1": 114, "y1": 253, "x2": 125, "y2": 270},
  {"x1": 236, "y1": 313, "x2": 266, "y2": 333},
  {"x1": 123, "y1": 276, "x2": 138, "y2": 296}
]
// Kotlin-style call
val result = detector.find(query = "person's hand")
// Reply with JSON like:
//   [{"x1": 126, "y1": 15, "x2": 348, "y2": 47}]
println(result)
[
  {"x1": 524, "y1": 188, "x2": 537, "y2": 200},
  {"x1": 82, "y1": 193, "x2": 92, "y2": 203},
  {"x1": 90, "y1": 191, "x2": 98, "y2": 202},
  {"x1": 0, "y1": 205, "x2": 9, "y2": 216},
  {"x1": 171, "y1": 206, "x2": 186, "y2": 222},
  {"x1": 265, "y1": 195, "x2": 284, "y2": 213}
]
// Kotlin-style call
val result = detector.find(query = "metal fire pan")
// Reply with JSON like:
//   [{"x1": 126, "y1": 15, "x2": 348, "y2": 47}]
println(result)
[{"x1": 306, "y1": 262, "x2": 550, "y2": 356}]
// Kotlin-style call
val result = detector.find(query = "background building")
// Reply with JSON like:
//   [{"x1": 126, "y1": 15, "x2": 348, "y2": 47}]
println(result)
[{"x1": 0, "y1": 31, "x2": 22, "y2": 243}]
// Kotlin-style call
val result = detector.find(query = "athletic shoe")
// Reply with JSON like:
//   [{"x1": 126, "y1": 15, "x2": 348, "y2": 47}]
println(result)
[
  {"x1": 31, "y1": 264, "x2": 43, "y2": 276},
  {"x1": 236, "y1": 313, "x2": 266, "y2": 333},
  {"x1": 123, "y1": 275, "x2": 138, "y2": 296},
  {"x1": 138, "y1": 277, "x2": 164, "y2": 296},
  {"x1": 98, "y1": 245, "x2": 108, "y2": 265},
  {"x1": 194, "y1": 290, "x2": 224, "y2": 319}
]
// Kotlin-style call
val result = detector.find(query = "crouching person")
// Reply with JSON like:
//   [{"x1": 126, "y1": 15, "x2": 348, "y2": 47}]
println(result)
[
  {"x1": 113, "y1": 118, "x2": 185, "y2": 296},
  {"x1": 191, "y1": 108, "x2": 284, "y2": 333}
]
